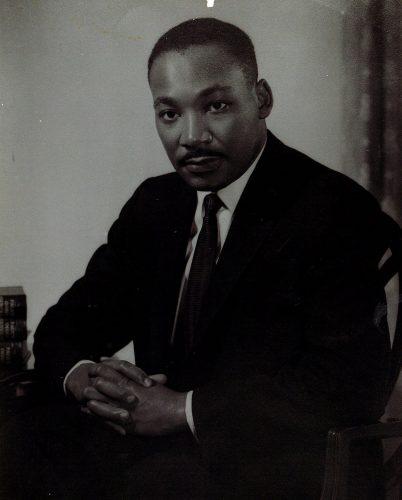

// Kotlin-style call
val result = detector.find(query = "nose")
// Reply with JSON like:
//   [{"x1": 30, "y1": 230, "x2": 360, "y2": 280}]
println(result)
[{"x1": 179, "y1": 113, "x2": 212, "y2": 148}]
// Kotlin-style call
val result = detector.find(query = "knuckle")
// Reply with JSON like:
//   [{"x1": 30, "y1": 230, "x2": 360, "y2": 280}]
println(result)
[
  {"x1": 126, "y1": 394, "x2": 137, "y2": 404},
  {"x1": 83, "y1": 387, "x2": 92, "y2": 398},
  {"x1": 87, "y1": 400, "x2": 97, "y2": 410},
  {"x1": 94, "y1": 364, "x2": 104, "y2": 375},
  {"x1": 95, "y1": 378, "x2": 103, "y2": 387},
  {"x1": 115, "y1": 387, "x2": 125, "y2": 397}
]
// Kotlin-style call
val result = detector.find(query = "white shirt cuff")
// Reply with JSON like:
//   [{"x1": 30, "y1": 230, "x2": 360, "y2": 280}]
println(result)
[
  {"x1": 185, "y1": 390, "x2": 197, "y2": 438},
  {"x1": 63, "y1": 359, "x2": 95, "y2": 395}
]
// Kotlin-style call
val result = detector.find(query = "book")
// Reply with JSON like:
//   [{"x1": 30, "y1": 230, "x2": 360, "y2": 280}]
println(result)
[
  {"x1": 0, "y1": 287, "x2": 30, "y2": 373},
  {"x1": 0, "y1": 287, "x2": 27, "y2": 319},
  {"x1": 0, "y1": 318, "x2": 27, "y2": 341},
  {"x1": 0, "y1": 341, "x2": 29, "y2": 366}
]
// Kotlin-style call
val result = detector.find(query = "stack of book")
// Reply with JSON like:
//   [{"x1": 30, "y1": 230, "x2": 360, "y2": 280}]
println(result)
[{"x1": 0, "y1": 287, "x2": 30, "y2": 377}]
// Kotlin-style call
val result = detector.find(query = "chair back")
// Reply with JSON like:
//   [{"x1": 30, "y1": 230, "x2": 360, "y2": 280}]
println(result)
[{"x1": 378, "y1": 213, "x2": 402, "y2": 405}]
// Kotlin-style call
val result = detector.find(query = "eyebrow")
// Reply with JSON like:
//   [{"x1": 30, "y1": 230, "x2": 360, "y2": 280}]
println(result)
[{"x1": 153, "y1": 85, "x2": 234, "y2": 108}]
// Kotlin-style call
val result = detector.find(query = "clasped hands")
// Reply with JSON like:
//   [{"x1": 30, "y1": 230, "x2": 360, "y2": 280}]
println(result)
[{"x1": 65, "y1": 360, "x2": 188, "y2": 437}]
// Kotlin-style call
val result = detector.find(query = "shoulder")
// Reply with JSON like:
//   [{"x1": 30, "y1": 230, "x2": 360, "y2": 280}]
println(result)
[
  {"x1": 270, "y1": 134, "x2": 381, "y2": 219},
  {"x1": 117, "y1": 172, "x2": 192, "y2": 218},
  {"x1": 264, "y1": 131, "x2": 380, "y2": 220},
  {"x1": 284, "y1": 143, "x2": 377, "y2": 207},
  {"x1": 127, "y1": 172, "x2": 186, "y2": 202},
  {"x1": 269, "y1": 136, "x2": 387, "y2": 260}
]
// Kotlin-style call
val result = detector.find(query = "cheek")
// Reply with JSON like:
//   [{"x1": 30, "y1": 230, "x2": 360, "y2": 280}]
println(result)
[
  {"x1": 156, "y1": 124, "x2": 177, "y2": 155},
  {"x1": 210, "y1": 116, "x2": 241, "y2": 145},
  {"x1": 212, "y1": 108, "x2": 256, "y2": 145},
  {"x1": 232, "y1": 114, "x2": 260, "y2": 148}
]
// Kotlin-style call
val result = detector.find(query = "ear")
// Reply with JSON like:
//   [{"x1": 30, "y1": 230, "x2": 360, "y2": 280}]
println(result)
[{"x1": 255, "y1": 79, "x2": 273, "y2": 119}]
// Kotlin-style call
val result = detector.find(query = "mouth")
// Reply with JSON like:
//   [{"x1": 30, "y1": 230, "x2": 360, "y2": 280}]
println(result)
[{"x1": 181, "y1": 155, "x2": 224, "y2": 173}]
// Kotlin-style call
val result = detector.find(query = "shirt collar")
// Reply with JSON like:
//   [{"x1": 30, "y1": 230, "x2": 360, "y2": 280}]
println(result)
[{"x1": 196, "y1": 139, "x2": 266, "y2": 214}]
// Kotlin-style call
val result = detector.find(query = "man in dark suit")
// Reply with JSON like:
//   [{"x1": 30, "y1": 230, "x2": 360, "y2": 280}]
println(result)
[{"x1": 1, "y1": 18, "x2": 391, "y2": 499}]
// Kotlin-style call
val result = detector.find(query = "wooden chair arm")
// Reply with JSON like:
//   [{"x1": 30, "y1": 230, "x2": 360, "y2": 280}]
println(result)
[
  {"x1": 0, "y1": 369, "x2": 37, "y2": 386},
  {"x1": 320, "y1": 420, "x2": 402, "y2": 500},
  {"x1": 385, "y1": 442, "x2": 402, "y2": 491}
]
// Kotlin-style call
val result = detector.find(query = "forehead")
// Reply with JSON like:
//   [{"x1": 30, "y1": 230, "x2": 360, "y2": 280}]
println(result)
[{"x1": 149, "y1": 44, "x2": 248, "y2": 99}]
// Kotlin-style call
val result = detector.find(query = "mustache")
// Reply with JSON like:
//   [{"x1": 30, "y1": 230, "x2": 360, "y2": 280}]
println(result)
[{"x1": 178, "y1": 149, "x2": 224, "y2": 165}]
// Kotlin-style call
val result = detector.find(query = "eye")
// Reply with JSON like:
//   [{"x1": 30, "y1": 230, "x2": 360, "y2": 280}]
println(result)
[
  {"x1": 208, "y1": 101, "x2": 229, "y2": 113},
  {"x1": 159, "y1": 110, "x2": 179, "y2": 122}
]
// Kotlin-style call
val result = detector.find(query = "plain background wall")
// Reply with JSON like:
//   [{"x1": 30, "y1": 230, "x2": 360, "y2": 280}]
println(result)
[{"x1": 0, "y1": 0, "x2": 348, "y2": 358}]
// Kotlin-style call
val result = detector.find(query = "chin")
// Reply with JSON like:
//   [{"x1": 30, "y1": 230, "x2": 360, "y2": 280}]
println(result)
[
  {"x1": 178, "y1": 171, "x2": 225, "y2": 192},
  {"x1": 185, "y1": 179, "x2": 218, "y2": 191}
]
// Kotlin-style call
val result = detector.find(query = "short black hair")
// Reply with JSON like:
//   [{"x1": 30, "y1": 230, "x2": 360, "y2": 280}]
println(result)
[{"x1": 148, "y1": 18, "x2": 258, "y2": 86}]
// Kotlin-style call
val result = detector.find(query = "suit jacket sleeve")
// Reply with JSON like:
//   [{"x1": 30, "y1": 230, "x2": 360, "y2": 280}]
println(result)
[{"x1": 33, "y1": 179, "x2": 153, "y2": 394}]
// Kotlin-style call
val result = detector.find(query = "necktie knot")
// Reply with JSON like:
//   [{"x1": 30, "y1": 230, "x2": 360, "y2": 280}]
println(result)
[{"x1": 203, "y1": 193, "x2": 223, "y2": 217}]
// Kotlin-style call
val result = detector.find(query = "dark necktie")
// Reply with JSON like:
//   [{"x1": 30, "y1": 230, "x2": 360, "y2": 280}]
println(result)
[{"x1": 175, "y1": 193, "x2": 223, "y2": 357}]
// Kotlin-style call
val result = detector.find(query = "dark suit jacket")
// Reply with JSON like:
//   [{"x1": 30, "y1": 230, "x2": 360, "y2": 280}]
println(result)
[{"x1": 34, "y1": 131, "x2": 391, "y2": 498}]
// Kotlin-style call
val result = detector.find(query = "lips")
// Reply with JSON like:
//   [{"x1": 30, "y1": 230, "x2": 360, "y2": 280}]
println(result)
[{"x1": 180, "y1": 154, "x2": 223, "y2": 173}]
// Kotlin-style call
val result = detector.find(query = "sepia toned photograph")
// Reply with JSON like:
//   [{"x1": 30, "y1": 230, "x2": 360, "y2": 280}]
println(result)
[{"x1": 0, "y1": 1, "x2": 401, "y2": 498}]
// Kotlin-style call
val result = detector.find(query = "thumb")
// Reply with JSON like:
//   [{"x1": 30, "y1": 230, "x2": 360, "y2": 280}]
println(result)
[{"x1": 149, "y1": 373, "x2": 167, "y2": 385}]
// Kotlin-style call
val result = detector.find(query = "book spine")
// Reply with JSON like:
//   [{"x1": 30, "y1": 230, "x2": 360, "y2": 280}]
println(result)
[
  {"x1": 0, "y1": 341, "x2": 27, "y2": 366},
  {"x1": 0, "y1": 295, "x2": 27, "y2": 319},
  {"x1": 0, "y1": 319, "x2": 27, "y2": 341}
]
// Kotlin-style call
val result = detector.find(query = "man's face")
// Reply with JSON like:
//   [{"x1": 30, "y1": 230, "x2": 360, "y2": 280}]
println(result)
[{"x1": 149, "y1": 44, "x2": 270, "y2": 191}]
